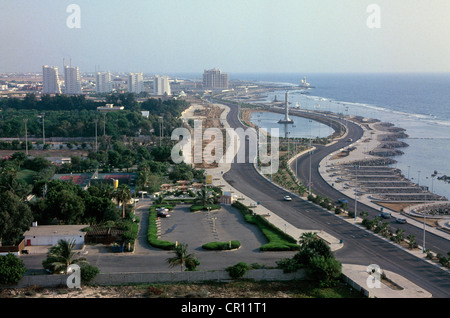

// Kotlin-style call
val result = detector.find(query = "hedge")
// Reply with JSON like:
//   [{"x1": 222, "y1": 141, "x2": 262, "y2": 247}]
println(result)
[
  {"x1": 190, "y1": 204, "x2": 221, "y2": 212},
  {"x1": 231, "y1": 201, "x2": 299, "y2": 251},
  {"x1": 202, "y1": 240, "x2": 241, "y2": 250},
  {"x1": 147, "y1": 206, "x2": 176, "y2": 250}
]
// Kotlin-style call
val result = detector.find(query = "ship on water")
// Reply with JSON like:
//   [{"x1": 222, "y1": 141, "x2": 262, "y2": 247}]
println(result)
[{"x1": 299, "y1": 76, "x2": 315, "y2": 89}]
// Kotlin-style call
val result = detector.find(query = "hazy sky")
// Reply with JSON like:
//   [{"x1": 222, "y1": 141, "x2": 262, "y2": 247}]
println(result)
[{"x1": 1, "y1": 0, "x2": 449, "y2": 74}]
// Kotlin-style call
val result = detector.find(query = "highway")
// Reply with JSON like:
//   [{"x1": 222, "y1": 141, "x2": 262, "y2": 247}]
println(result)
[{"x1": 221, "y1": 101, "x2": 450, "y2": 298}]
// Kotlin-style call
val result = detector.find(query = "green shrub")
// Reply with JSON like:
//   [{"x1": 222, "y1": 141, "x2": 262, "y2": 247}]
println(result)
[
  {"x1": 147, "y1": 207, "x2": 176, "y2": 250},
  {"x1": 226, "y1": 262, "x2": 250, "y2": 279},
  {"x1": 231, "y1": 201, "x2": 299, "y2": 251},
  {"x1": 80, "y1": 263, "x2": 100, "y2": 284},
  {"x1": 0, "y1": 253, "x2": 27, "y2": 285},
  {"x1": 202, "y1": 241, "x2": 240, "y2": 250},
  {"x1": 190, "y1": 204, "x2": 221, "y2": 212},
  {"x1": 307, "y1": 255, "x2": 342, "y2": 287}
]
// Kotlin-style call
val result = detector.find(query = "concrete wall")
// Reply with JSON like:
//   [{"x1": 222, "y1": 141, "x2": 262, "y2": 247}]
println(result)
[
  {"x1": 24, "y1": 235, "x2": 85, "y2": 246},
  {"x1": 9, "y1": 269, "x2": 307, "y2": 289}
]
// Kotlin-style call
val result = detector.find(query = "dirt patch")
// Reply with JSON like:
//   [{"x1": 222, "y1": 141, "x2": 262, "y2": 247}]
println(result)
[
  {"x1": 375, "y1": 202, "x2": 414, "y2": 213},
  {"x1": 0, "y1": 280, "x2": 363, "y2": 298}
]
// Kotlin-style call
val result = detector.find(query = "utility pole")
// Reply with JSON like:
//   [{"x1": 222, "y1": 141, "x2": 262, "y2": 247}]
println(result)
[
  {"x1": 158, "y1": 116, "x2": 163, "y2": 147},
  {"x1": 23, "y1": 119, "x2": 28, "y2": 156},
  {"x1": 42, "y1": 113, "x2": 45, "y2": 145},
  {"x1": 94, "y1": 118, "x2": 98, "y2": 152}
]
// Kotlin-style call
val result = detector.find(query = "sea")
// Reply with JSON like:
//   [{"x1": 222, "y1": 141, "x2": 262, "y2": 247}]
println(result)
[{"x1": 228, "y1": 72, "x2": 450, "y2": 200}]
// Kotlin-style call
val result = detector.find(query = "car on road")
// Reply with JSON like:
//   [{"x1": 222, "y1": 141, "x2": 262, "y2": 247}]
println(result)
[
  {"x1": 337, "y1": 198, "x2": 348, "y2": 205},
  {"x1": 283, "y1": 195, "x2": 292, "y2": 201},
  {"x1": 395, "y1": 217, "x2": 407, "y2": 224}
]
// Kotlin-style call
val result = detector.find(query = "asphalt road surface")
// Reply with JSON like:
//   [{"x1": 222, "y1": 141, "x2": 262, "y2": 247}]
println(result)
[{"x1": 221, "y1": 101, "x2": 450, "y2": 298}]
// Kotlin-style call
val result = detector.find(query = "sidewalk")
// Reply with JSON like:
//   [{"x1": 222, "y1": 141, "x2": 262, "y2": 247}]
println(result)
[
  {"x1": 318, "y1": 120, "x2": 450, "y2": 241},
  {"x1": 186, "y1": 101, "x2": 438, "y2": 297}
]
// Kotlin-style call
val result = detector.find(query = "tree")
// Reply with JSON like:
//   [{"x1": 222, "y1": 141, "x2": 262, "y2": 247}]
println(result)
[
  {"x1": 298, "y1": 232, "x2": 319, "y2": 246},
  {"x1": 0, "y1": 191, "x2": 33, "y2": 245},
  {"x1": 196, "y1": 187, "x2": 214, "y2": 206},
  {"x1": 0, "y1": 253, "x2": 27, "y2": 284},
  {"x1": 114, "y1": 184, "x2": 132, "y2": 218},
  {"x1": 42, "y1": 239, "x2": 88, "y2": 274},
  {"x1": 277, "y1": 231, "x2": 342, "y2": 287},
  {"x1": 166, "y1": 243, "x2": 198, "y2": 272}
]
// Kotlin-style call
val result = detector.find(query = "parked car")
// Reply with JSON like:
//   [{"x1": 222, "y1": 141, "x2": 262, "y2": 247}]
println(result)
[
  {"x1": 157, "y1": 208, "x2": 170, "y2": 218},
  {"x1": 284, "y1": 195, "x2": 292, "y2": 201},
  {"x1": 379, "y1": 212, "x2": 391, "y2": 219},
  {"x1": 395, "y1": 217, "x2": 407, "y2": 224}
]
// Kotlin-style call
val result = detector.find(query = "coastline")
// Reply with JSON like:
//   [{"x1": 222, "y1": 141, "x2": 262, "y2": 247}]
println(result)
[{"x1": 238, "y1": 103, "x2": 450, "y2": 234}]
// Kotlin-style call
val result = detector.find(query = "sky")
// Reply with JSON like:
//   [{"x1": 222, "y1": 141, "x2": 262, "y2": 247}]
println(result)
[{"x1": 1, "y1": 0, "x2": 449, "y2": 75}]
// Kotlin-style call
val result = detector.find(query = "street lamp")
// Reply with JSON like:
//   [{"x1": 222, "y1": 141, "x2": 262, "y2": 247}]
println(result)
[
  {"x1": 23, "y1": 119, "x2": 28, "y2": 156},
  {"x1": 423, "y1": 193, "x2": 427, "y2": 253},
  {"x1": 94, "y1": 118, "x2": 98, "y2": 152},
  {"x1": 158, "y1": 116, "x2": 164, "y2": 146},
  {"x1": 308, "y1": 120, "x2": 312, "y2": 195}
]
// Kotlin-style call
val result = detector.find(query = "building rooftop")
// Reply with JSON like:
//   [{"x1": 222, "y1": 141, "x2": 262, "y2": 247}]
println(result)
[{"x1": 24, "y1": 225, "x2": 87, "y2": 237}]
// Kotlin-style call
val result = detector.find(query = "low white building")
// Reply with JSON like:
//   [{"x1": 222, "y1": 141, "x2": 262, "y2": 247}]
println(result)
[{"x1": 23, "y1": 224, "x2": 87, "y2": 247}]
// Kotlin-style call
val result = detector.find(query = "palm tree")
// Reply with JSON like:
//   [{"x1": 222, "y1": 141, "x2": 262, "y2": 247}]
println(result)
[
  {"x1": 42, "y1": 239, "x2": 88, "y2": 274},
  {"x1": 299, "y1": 232, "x2": 319, "y2": 247},
  {"x1": 196, "y1": 187, "x2": 213, "y2": 207},
  {"x1": 166, "y1": 243, "x2": 198, "y2": 272},
  {"x1": 154, "y1": 193, "x2": 167, "y2": 205},
  {"x1": 115, "y1": 184, "x2": 132, "y2": 218}
]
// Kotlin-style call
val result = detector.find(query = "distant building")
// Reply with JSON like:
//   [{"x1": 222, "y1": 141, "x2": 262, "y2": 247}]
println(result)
[
  {"x1": 97, "y1": 103, "x2": 124, "y2": 112},
  {"x1": 64, "y1": 66, "x2": 82, "y2": 95},
  {"x1": 23, "y1": 224, "x2": 87, "y2": 247},
  {"x1": 95, "y1": 72, "x2": 112, "y2": 93},
  {"x1": 154, "y1": 75, "x2": 171, "y2": 96},
  {"x1": 203, "y1": 68, "x2": 228, "y2": 89},
  {"x1": 128, "y1": 72, "x2": 144, "y2": 94},
  {"x1": 42, "y1": 65, "x2": 62, "y2": 94}
]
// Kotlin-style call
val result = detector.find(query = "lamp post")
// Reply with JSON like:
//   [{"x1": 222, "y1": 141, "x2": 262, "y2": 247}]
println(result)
[
  {"x1": 94, "y1": 118, "x2": 98, "y2": 152},
  {"x1": 158, "y1": 116, "x2": 163, "y2": 147},
  {"x1": 423, "y1": 193, "x2": 427, "y2": 253},
  {"x1": 23, "y1": 119, "x2": 28, "y2": 156},
  {"x1": 40, "y1": 113, "x2": 45, "y2": 145},
  {"x1": 308, "y1": 119, "x2": 312, "y2": 195}
]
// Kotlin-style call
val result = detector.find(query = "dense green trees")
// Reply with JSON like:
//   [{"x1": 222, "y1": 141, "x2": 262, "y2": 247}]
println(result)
[
  {"x1": 30, "y1": 181, "x2": 121, "y2": 225},
  {"x1": 0, "y1": 93, "x2": 190, "y2": 139},
  {"x1": 0, "y1": 164, "x2": 33, "y2": 245},
  {"x1": 0, "y1": 253, "x2": 27, "y2": 284},
  {"x1": 277, "y1": 232, "x2": 342, "y2": 287}
]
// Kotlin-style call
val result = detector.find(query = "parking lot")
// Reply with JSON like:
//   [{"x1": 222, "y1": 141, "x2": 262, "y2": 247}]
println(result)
[{"x1": 157, "y1": 204, "x2": 268, "y2": 253}]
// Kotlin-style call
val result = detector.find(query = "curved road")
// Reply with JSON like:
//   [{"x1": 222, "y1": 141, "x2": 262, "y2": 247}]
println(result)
[{"x1": 221, "y1": 101, "x2": 450, "y2": 298}]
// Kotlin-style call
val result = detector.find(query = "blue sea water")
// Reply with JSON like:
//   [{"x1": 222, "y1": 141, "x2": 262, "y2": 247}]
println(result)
[{"x1": 235, "y1": 72, "x2": 450, "y2": 199}]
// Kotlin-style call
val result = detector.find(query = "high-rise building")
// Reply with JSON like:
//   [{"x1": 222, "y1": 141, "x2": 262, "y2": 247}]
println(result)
[
  {"x1": 96, "y1": 72, "x2": 112, "y2": 93},
  {"x1": 154, "y1": 75, "x2": 171, "y2": 96},
  {"x1": 128, "y1": 72, "x2": 144, "y2": 94},
  {"x1": 64, "y1": 66, "x2": 82, "y2": 95},
  {"x1": 203, "y1": 68, "x2": 228, "y2": 89},
  {"x1": 42, "y1": 65, "x2": 62, "y2": 94}
]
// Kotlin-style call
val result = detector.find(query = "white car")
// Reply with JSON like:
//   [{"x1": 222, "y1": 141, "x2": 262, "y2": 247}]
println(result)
[{"x1": 284, "y1": 196, "x2": 292, "y2": 201}]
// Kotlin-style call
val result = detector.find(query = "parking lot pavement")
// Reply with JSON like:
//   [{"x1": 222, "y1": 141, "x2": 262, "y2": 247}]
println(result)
[{"x1": 157, "y1": 204, "x2": 269, "y2": 253}]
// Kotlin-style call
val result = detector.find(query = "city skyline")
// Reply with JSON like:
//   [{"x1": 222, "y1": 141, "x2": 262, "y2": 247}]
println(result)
[{"x1": 1, "y1": 1, "x2": 449, "y2": 74}]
